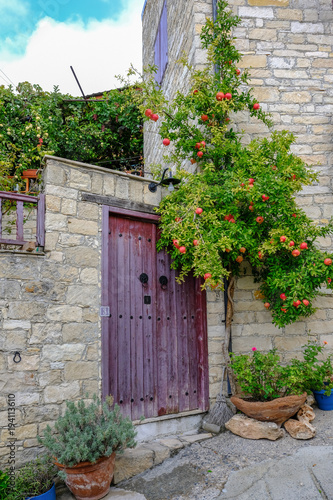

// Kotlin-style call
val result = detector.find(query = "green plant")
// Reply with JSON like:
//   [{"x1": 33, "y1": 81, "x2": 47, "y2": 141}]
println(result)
[
  {"x1": 1, "y1": 455, "x2": 56, "y2": 500},
  {"x1": 131, "y1": 0, "x2": 333, "y2": 329},
  {"x1": 0, "y1": 82, "x2": 143, "y2": 190},
  {"x1": 39, "y1": 395, "x2": 137, "y2": 469},
  {"x1": 0, "y1": 469, "x2": 10, "y2": 500},
  {"x1": 290, "y1": 340, "x2": 333, "y2": 396},
  {"x1": 230, "y1": 348, "x2": 305, "y2": 401},
  {"x1": 231, "y1": 340, "x2": 333, "y2": 401}
]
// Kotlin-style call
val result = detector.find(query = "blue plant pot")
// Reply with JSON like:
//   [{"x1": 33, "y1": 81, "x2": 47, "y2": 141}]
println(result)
[
  {"x1": 26, "y1": 483, "x2": 56, "y2": 500},
  {"x1": 313, "y1": 388, "x2": 333, "y2": 411}
]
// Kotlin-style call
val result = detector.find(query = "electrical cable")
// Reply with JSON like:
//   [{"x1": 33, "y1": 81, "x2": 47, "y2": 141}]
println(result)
[{"x1": 0, "y1": 68, "x2": 15, "y2": 87}]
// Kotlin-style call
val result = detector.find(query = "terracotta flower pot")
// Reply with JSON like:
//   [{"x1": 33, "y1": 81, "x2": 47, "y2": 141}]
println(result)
[
  {"x1": 55, "y1": 453, "x2": 116, "y2": 500},
  {"x1": 230, "y1": 392, "x2": 307, "y2": 425}
]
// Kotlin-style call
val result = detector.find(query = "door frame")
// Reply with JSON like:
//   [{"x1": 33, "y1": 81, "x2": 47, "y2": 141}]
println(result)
[{"x1": 101, "y1": 204, "x2": 209, "y2": 413}]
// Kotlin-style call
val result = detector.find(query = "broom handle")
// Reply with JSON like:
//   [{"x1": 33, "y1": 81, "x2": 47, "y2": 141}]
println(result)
[{"x1": 222, "y1": 276, "x2": 237, "y2": 396}]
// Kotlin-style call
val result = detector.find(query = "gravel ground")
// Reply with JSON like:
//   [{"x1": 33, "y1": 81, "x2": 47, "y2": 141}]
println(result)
[{"x1": 119, "y1": 408, "x2": 333, "y2": 500}]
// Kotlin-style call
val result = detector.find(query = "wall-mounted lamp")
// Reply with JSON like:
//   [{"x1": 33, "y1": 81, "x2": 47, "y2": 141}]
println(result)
[{"x1": 148, "y1": 168, "x2": 181, "y2": 193}]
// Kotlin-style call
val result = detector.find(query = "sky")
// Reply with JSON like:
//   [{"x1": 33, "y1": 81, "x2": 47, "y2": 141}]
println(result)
[{"x1": 0, "y1": 0, "x2": 143, "y2": 95}]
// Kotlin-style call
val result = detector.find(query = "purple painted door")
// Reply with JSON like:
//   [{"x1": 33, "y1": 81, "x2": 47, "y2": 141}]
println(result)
[{"x1": 103, "y1": 208, "x2": 209, "y2": 420}]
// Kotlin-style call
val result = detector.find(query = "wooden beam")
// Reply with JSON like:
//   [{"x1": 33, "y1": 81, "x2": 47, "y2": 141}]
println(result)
[{"x1": 81, "y1": 192, "x2": 158, "y2": 215}]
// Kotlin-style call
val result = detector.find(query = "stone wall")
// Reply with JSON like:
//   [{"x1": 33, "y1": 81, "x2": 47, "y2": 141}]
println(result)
[
  {"x1": 0, "y1": 156, "x2": 224, "y2": 468},
  {"x1": 142, "y1": 0, "x2": 213, "y2": 171},
  {"x1": 141, "y1": 0, "x2": 333, "y2": 363}
]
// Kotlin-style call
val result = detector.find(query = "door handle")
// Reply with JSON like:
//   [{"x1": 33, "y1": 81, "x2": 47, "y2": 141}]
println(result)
[{"x1": 159, "y1": 276, "x2": 168, "y2": 289}]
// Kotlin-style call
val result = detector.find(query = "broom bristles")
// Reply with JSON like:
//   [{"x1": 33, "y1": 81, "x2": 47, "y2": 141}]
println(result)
[{"x1": 205, "y1": 395, "x2": 234, "y2": 427}]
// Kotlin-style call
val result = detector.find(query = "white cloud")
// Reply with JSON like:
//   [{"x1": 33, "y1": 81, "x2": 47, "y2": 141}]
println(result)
[{"x1": 0, "y1": 0, "x2": 143, "y2": 95}]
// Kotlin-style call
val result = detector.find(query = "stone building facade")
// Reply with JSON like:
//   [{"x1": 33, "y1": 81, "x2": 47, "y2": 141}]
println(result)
[
  {"x1": 142, "y1": 0, "x2": 333, "y2": 358},
  {"x1": 0, "y1": 157, "x2": 225, "y2": 467},
  {"x1": 1, "y1": 0, "x2": 333, "y2": 470}
]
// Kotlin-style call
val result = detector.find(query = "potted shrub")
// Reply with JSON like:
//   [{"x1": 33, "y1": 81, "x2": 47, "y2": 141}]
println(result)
[
  {"x1": 230, "y1": 348, "x2": 308, "y2": 425},
  {"x1": 291, "y1": 340, "x2": 333, "y2": 411},
  {"x1": 1, "y1": 455, "x2": 57, "y2": 500},
  {"x1": 39, "y1": 395, "x2": 137, "y2": 500}
]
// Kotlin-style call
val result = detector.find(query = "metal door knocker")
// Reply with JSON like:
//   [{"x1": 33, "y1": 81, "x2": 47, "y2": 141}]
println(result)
[
  {"x1": 159, "y1": 276, "x2": 168, "y2": 289},
  {"x1": 13, "y1": 352, "x2": 21, "y2": 363},
  {"x1": 139, "y1": 273, "x2": 149, "y2": 287}
]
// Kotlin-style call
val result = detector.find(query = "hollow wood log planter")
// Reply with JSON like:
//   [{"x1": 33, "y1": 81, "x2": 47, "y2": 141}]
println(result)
[{"x1": 230, "y1": 393, "x2": 308, "y2": 426}]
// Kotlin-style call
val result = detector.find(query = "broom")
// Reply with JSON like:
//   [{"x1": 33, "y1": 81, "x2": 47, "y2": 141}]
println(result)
[{"x1": 203, "y1": 276, "x2": 236, "y2": 430}]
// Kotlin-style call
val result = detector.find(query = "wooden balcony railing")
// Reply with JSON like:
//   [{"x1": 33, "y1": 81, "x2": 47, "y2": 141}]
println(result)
[{"x1": 0, "y1": 191, "x2": 45, "y2": 248}]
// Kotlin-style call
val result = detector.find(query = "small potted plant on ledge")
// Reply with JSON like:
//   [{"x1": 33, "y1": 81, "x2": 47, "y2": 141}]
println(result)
[
  {"x1": 39, "y1": 395, "x2": 137, "y2": 500},
  {"x1": 1, "y1": 455, "x2": 57, "y2": 499}
]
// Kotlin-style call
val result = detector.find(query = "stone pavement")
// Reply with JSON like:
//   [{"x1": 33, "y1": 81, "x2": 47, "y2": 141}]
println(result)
[
  {"x1": 217, "y1": 446, "x2": 333, "y2": 500},
  {"x1": 57, "y1": 408, "x2": 333, "y2": 500}
]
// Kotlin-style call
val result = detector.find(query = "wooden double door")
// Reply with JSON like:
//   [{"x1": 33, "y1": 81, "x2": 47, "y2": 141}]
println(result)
[{"x1": 101, "y1": 206, "x2": 209, "y2": 420}]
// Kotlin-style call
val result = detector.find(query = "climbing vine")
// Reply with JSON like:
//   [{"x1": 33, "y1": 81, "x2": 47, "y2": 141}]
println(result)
[{"x1": 135, "y1": 0, "x2": 333, "y2": 328}]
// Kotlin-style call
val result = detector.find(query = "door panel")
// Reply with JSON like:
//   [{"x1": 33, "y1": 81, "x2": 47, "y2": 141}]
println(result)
[{"x1": 106, "y1": 211, "x2": 208, "y2": 420}]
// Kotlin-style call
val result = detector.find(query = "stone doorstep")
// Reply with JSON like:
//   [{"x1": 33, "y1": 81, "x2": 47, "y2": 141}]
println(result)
[{"x1": 55, "y1": 432, "x2": 212, "y2": 499}]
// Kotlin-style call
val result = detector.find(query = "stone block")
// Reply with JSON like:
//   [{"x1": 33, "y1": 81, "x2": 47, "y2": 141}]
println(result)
[
  {"x1": 225, "y1": 414, "x2": 284, "y2": 440},
  {"x1": 2, "y1": 424, "x2": 37, "y2": 442},
  {"x1": 64, "y1": 244, "x2": 100, "y2": 268},
  {"x1": 239, "y1": 6, "x2": 274, "y2": 18},
  {"x1": 45, "y1": 213, "x2": 68, "y2": 231},
  {"x1": 62, "y1": 323, "x2": 98, "y2": 343},
  {"x1": 44, "y1": 231, "x2": 59, "y2": 251},
  {"x1": 2, "y1": 331, "x2": 28, "y2": 350},
  {"x1": 91, "y1": 173, "x2": 103, "y2": 194},
  {"x1": 42, "y1": 344, "x2": 85, "y2": 362},
  {"x1": 64, "y1": 361, "x2": 98, "y2": 381},
  {"x1": 15, "y1": 392, "x2": 40, "y2": 406},
  {"x1": 180, "y1": 433, "x2": 212, "y2": 444},
  {"x1": 46, "y1": 305, "x2": 82, "y2": 322},
  {"x1": 232, "y1": 336, "x2": 273, "y2": 353},
  {"x1": 8, "y1": 302, "x2": 46, "y2": 321},
  {"x1": 275, "y1": 336, "x2": 309, "y2": 352},
  {"x1": 58, "y1": 233, "x2": 84, "y2": 247},
  {"x1": 233, "y1": 312, "x2": 256, "y2": 324},
  {"x1": 284, "y1": 419, "x2": 315, "y2": 439},
  {"x1": 157, "y1": 438, "x2": 184, "y2": 450},
  {"x1": 140, "y1": 442, "x2": 170, "y2": 465},
  {"x1": 77, "y1": 202, "x2": 99, "y2": 220},
  {"x1": 103, "y1": 176, "x2": 115, "y2": 196},
  {"x1": 44, "y1": 162, "x2": 67, "y2": 186},
  {"x1": 66, "y1": 285, "x2": 99, "y2": 307},
  {"x1": 80, "y1": 268, "x2": 98, "y2": 285},
  {"x1": 239, "y1": 55, "x2": 267, "y2": 69},
  {"x1": 68, "y1": 218, "x2": 98, "y2": 236},
  {"x1": 274, "y1": 70, "x2": 308, "y2": 79},
  {"x1": 2, "y1": 319, "x2": 30, "y2": 332},
  {"x1": 85, "y1": 344, "x2": 99, "y2": 361},
  {"x1": 44, "y1": 382, "x2": 80, "y2": 403},
  {"x1": 249, "y1": 0, "x2": 288, "y2": 4},
  {"x1": 282, "y1": 91, "x2": 312, "y2": 103},
  {"x1": 129, "y1": 181, "x2": 144, "y2": 204},
  {"x1": 291, "y1": 22, "x2": 324, "y2": 34},
  {"x1": 248, "y1": 28, "x2": 277, "y2": 41},
  {"x1": 306, "y1": 320, "x2": 333, "y2": 335},
  {"x1": 46, "y1": 195, "x2": 61, "y2": 212},
  {"x1": 69, "y1": 170, "x2": 91, "y2": 191},
  {"x1": 82, "y1": 309, "x2": 99, "y2": 323},
  {"x1": 29, "y1": 323, "x2": 62, "y2": 345},
  {"x1": 61, "y1": 199, "x2": 77, "y2": 216},
  {"x1": 38, "y1": 370, "x2": 63, "y2": 388},
  {"x1": 113, "y1": 447, "x2": 154, "y2": 484},
  {"x1": 7, "y1": 354, "x2": 39, "y2": 371},
  {"x1": 277, "y1": 8, "x2": 302, "y2": 20},
  {"x1": 45, "y1": 184, "x2": 78, "y2": 200}
]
